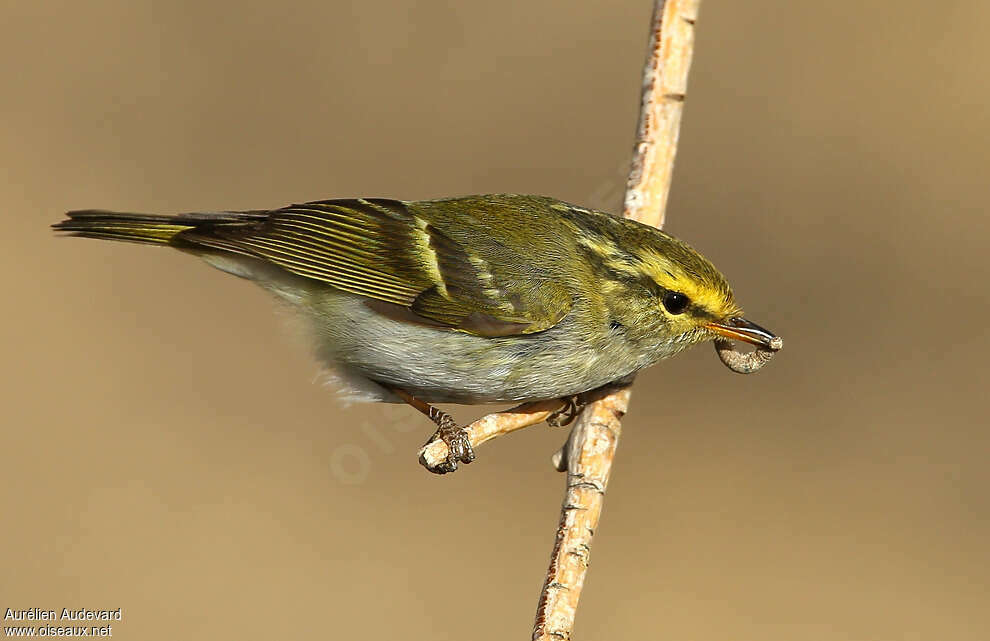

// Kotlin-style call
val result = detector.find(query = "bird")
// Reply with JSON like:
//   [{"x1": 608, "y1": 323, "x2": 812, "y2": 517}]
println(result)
[{"x1": 53, "y1": 193, "x2": 780, "y2": 472}]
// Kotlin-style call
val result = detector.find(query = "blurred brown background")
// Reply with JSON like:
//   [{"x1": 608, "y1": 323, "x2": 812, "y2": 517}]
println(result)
[{"x1": 2, "y1": 1, "x2": 988, "y2": 639}]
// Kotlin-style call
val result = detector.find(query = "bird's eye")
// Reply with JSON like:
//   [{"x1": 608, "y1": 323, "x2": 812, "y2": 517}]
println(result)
[{"x1": 662, "y1": 291, "x2": 690, "y2": 315}]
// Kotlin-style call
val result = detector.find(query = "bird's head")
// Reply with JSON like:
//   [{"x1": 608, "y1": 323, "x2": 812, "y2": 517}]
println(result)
[{"x1": 608, "y1": 226, "x2": 781, "y2": 359}]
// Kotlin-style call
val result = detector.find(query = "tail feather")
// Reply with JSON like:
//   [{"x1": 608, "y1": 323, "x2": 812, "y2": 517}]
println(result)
[{"x1": 52, "y1": 209, "x2": 269, "y2": 246}]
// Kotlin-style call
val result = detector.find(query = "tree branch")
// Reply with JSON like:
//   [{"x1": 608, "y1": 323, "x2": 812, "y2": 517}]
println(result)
[
  {"x1": 532, "y1": 2, "x2": 702, "y2": 639},
  {"x1": 419, "y1": 399, "x2": 566, "y2": 470},
  {"x1": 624, "y1": 0, "x2": 701, "y2": 229}
]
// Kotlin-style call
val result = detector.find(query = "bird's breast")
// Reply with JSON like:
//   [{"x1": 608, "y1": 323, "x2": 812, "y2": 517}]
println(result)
[{"x1": 301, "y1": 289, "x2": 643, "y2": 404}]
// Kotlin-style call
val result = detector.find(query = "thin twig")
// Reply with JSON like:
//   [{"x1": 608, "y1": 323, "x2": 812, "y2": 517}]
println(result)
[
  {"x1": 532, "y1": 388, "x2": 631, "y2": 640},
  {"x1": 532, "y1": 2, "x2": 702, "y2": 639},
  {"x1": 625, "y1": 0, "x2": 701, "y2": 229},
  {"x1": 419, "y1": 399, "x2": 566, "y2": 470}
]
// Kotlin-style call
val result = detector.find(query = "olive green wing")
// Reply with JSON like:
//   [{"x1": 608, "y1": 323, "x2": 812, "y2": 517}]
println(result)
[{"x1": 176, "y1": 198, "x2": 571, "y2": 336}]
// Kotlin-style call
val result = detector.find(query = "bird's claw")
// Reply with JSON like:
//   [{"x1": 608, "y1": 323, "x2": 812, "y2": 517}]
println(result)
[
  {"x1": 546, "y1": 396, "x2": 584, "y2": 428},
  {"x1": 423, "y1": 418, "x2": 475, "y2": 474}
]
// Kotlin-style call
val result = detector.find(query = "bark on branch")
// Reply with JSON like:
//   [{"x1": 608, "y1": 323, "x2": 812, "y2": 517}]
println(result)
[{"x1": 532, "y1": 2, "x2": 702, "y2": 639}]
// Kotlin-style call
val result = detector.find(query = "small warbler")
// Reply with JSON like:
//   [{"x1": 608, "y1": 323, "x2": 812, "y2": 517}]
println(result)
[{"x1": 53, "y1": 194, "x2": 780, "y2": 472}]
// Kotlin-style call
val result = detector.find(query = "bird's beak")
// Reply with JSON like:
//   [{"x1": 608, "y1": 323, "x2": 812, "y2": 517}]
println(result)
[{"x1": 705, "y1": 317, "x2": 783, "y2": 351}]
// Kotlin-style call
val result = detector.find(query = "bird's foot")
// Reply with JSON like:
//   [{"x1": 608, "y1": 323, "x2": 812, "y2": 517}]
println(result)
[
  {"x1": 422, "y1": 416, "x2": 476, "y2": 475},
  {"x1": 546, "y1": 395, "x2": 585, "y2": 428},
  {"x1": 385, "y1": 384, "x2": 477, "y2": 474}
]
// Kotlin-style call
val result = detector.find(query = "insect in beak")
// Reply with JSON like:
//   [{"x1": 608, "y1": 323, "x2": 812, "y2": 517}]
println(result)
[{"x1": 705, "y1": 317, "x2": 782, "y2": 351}]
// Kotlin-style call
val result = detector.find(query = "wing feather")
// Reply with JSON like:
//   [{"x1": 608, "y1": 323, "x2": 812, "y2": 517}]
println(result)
[{"x1": 176, "y1": 197, "x2": 571, "y2": 335}]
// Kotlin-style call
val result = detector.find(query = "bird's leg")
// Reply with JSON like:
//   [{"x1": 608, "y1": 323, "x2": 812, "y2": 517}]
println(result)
[
  {"x1": 386, "y1": 386, "x2": 475, "y2": 474},
  {"x1": 546, "y1": 395, "x2": 585, "y2": 428},
  {"x1": 414, "y1": 389, "x2": 624, "y2": 473},
  {"x1": 418, "y1": 399, "x2": 569, "y2": 474}
]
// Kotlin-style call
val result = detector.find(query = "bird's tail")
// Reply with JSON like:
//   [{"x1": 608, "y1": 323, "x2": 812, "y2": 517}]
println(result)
[
  {"x1": 52, "y1": 210, "x2": 197, "y2": 245},
  {"x1": 52, "y1": 209, "x2": 268, "y2": 246}
]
